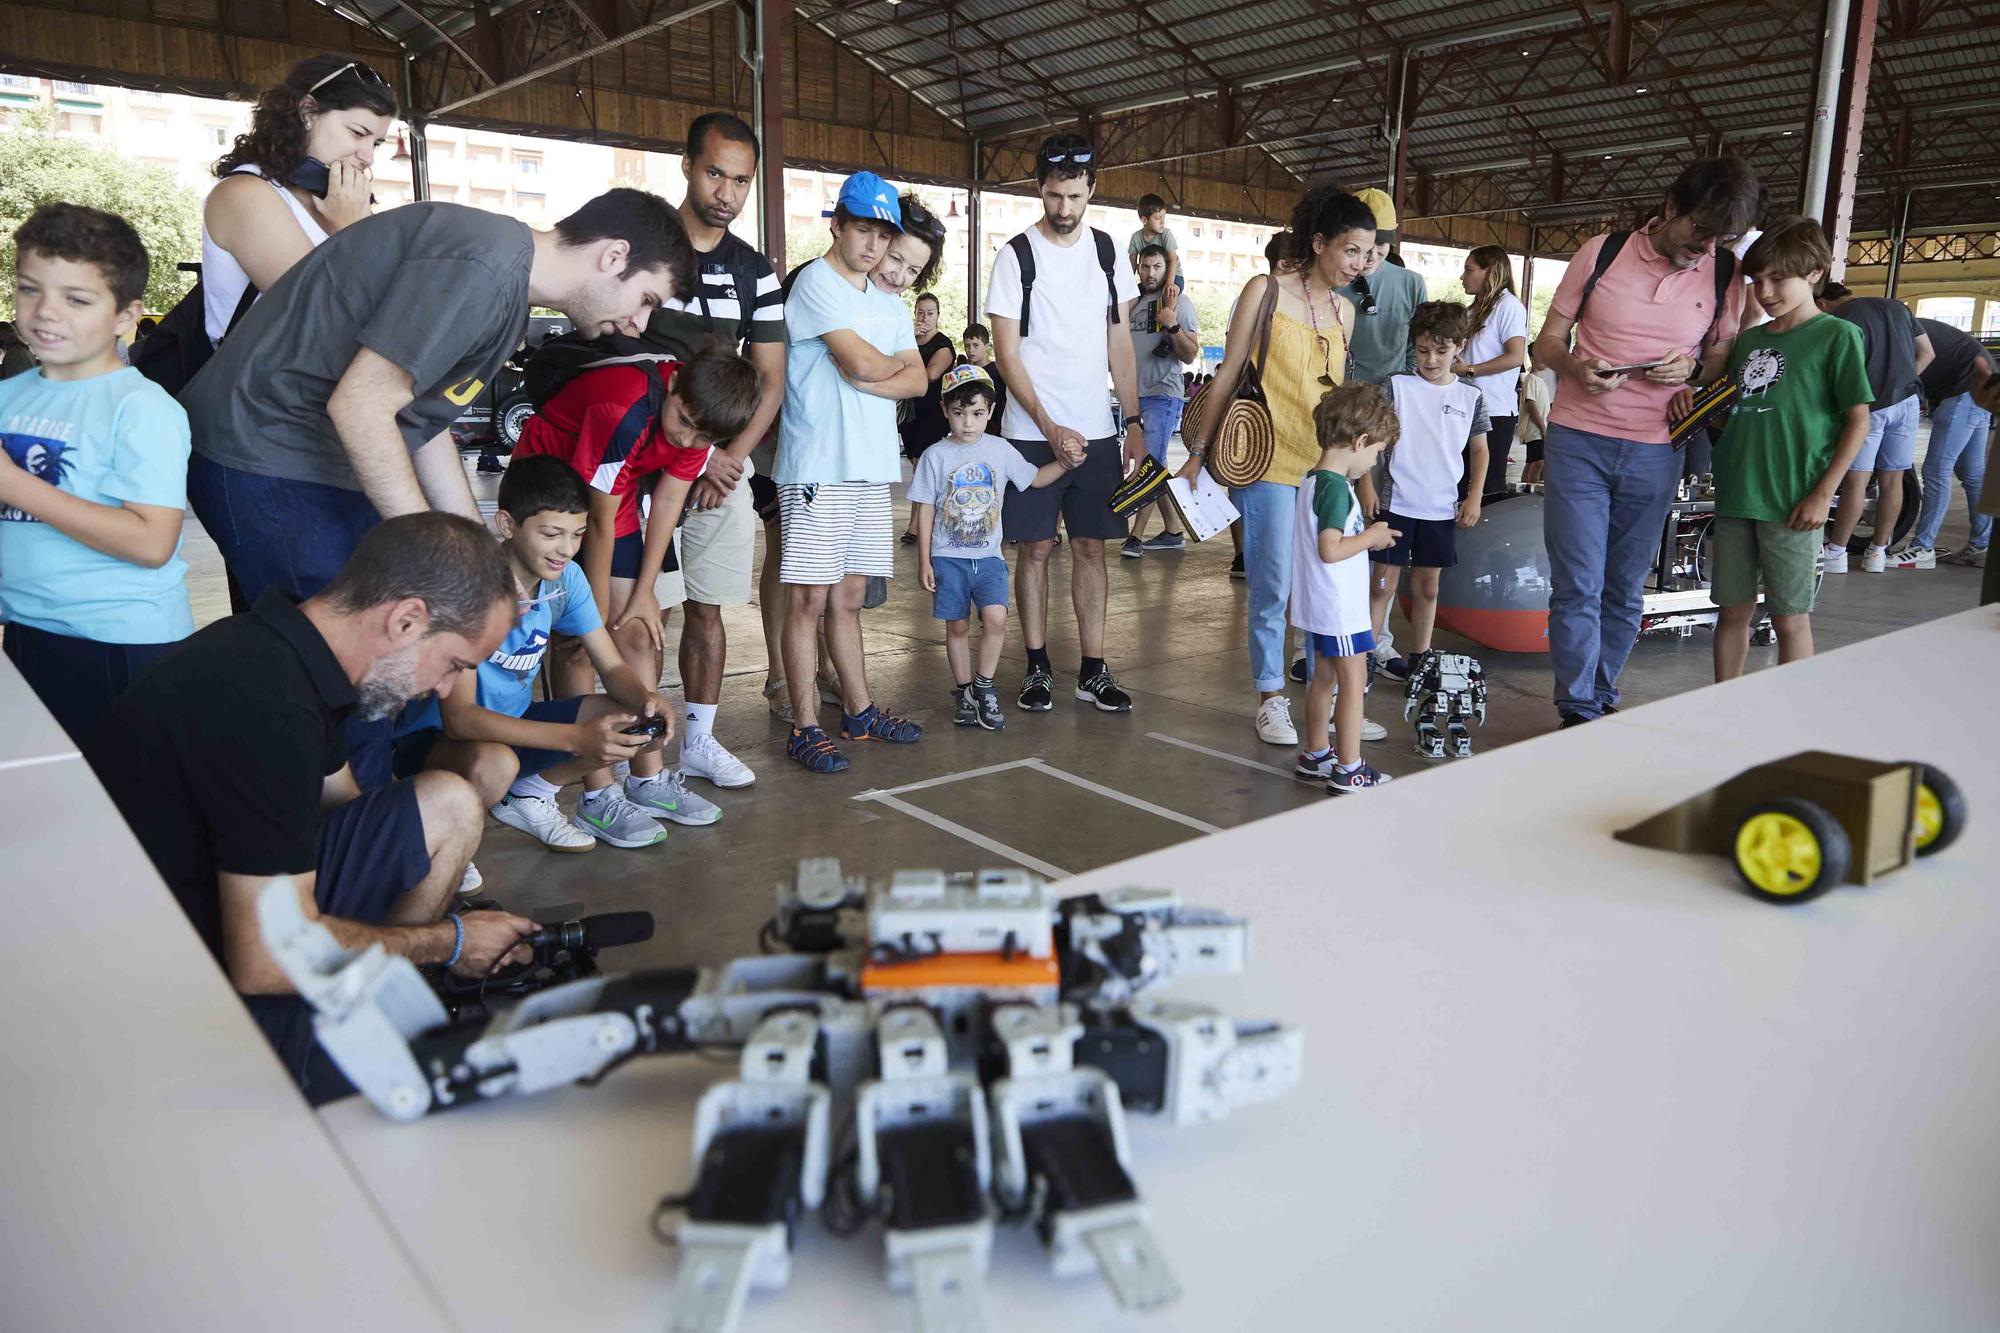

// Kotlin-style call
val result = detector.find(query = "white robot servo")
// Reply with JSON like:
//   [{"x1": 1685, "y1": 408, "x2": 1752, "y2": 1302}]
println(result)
[
  {"x1": 1402, "y1": 650, "x2": 1488, "y2": 759},
  {"x1": 256, "y1": 860, "x2": 1303, "y2": 1333}
]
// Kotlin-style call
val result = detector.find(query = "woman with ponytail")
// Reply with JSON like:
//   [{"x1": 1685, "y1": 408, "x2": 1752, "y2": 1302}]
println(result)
[
  {"x1": 201, "y1": 54, "x2": 397, "y2": 345},
  {"x1": 1454, "y1": 245, "x2": 1528, "y2": 479}
]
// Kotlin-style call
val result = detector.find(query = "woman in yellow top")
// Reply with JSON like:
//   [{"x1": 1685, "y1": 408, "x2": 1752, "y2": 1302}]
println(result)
[{"x1": 1182, "y1": 186, "x2": 1380, "y2": 747}]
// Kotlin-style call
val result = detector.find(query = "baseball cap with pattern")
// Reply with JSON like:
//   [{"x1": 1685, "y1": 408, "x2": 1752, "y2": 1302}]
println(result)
[
  {"x1": 941, "y1": 364, "x2": 994, "y2": 396},
  {"x1": 824, "y1": 171, "x2": 903, "y2": 231}
]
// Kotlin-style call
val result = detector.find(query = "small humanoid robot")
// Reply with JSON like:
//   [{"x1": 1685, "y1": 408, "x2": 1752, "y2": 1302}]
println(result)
[{"x1": 1403, "y1": 650, "x2": 1487, "y2": 759}]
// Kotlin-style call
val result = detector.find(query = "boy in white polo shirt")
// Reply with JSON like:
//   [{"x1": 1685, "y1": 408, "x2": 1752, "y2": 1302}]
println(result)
[
  {"x1": 1366, "y1": 302, "x2": 1491, "y2": 686},
  {"x1": 1293, "y1": 382, "x2": 1402, "y2": 794}
]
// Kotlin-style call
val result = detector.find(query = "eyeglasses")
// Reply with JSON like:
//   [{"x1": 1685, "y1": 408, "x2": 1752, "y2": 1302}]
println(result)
[
  {"x1": 1039, "y1": 138, "x2": 1094, "y2": 165},
  {"x1": 308, "y1": 61, "x2": 390, "y2": 96},
  {"x1": 1351, "y1": 276, "x2": 1379, "y2": 317}
]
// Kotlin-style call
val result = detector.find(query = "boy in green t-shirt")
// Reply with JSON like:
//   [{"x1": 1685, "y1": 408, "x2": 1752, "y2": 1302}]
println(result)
[{"x1": 1673, "y1": 215, "x2": 1871, "y2": 682}]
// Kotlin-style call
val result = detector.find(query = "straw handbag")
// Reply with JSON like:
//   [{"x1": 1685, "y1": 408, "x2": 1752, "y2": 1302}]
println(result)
[{"x1": 1203, "y1": 278, "x2": 1281, "y2": 488}]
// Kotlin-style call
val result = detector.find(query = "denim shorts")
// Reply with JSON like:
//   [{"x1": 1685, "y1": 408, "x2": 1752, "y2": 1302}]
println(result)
[
  {"x1": 392, "y1": 695, "x2": 587, "y2": 780},
  {"x1": 931, "y1": 555, "x2": 1010, "y2": 621},
  {"x1": 1850, "y1": 394, "x2": 1919, "y2": 472}
]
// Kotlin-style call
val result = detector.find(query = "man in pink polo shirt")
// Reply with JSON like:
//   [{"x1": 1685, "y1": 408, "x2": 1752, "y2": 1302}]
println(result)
[{"x1": 1532, "y1": 157, "x2": 1766, "y2": 728}]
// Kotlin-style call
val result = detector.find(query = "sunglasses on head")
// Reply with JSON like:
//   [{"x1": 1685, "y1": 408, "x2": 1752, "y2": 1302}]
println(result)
[
  {"x1": 1040, "y1": 139, "x2": 1094, "y2": 166},
  {"x1": 308, "y1": 60, "x2": 390, "y2": 96}
]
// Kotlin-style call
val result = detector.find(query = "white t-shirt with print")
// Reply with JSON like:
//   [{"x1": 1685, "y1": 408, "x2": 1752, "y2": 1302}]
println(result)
[
  {"x1": 986, "y1": 226, "x2": 1138, "y2": 441},
  {"x1": 1289, "y1": 469, "x2": 1372, "y2": 639},
  {"x1": 1463, "y1": 290, "x2": 1527, "y2": 420},
  {"x1": 1387, "y1": 374, "x2": 1490, "y2": 520}
]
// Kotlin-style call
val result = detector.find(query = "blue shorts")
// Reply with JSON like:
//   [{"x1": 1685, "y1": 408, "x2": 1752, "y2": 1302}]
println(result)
[
  {"x1": 315, "y1": 779, "x2": 433, "y2": 922},
  {"x1": 1850, "y1": 394, "x2": 1919, "y2": 472},
  {"x1": 391, "y1": 696, "x2": 587, "y2": 781},
  {"x1": 2, "y1": 621, "x2": 180, "y2": 750},
  {"x1": 1369, "y1": 512, "x2": 1458, "y2": 568},
  {"x1": 611, "y1": 530, "x2": 680, "y2": 579},
  {"x1": 1307, "y1": 628, "x2": 1375, "y2": 659},
  {"x1": 1139, "y1": 395, "x2": 1183, "y2": 466},
  {"x1": 931, "y1": 555, "x2": 1010, "y2": 621}
]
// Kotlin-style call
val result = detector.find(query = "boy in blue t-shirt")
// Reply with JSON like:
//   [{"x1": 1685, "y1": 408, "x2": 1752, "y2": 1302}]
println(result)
[
  {"x1": 0, "y1": 204, "x2": 193, "y2": 746},
  {"x1": 392, "y1": 456, "x2": 691, "y2": 856}
]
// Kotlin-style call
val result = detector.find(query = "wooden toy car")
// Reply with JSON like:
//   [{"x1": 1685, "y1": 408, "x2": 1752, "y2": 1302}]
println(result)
[{"x1": 1615, "y1": 751, "x2": 1967, "y2": 904}]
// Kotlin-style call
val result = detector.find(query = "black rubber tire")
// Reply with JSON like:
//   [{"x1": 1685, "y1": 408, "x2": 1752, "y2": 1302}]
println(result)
[
  {"x1": 497, "y1": 396, "x2": 536, "y2": 449},
  {"x1": 1909, "y1": 763, "x2": 1968, "y2": 858},
  {"x1": 1732, "y1": 797, "x2": 1851, "y2": 905}
]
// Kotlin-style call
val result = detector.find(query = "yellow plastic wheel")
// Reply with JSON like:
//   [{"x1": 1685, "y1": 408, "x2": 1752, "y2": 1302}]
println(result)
[
  {"x1": 1913, "y1": 784, "x2": 1945, "y2": 852},
  {"x1": 1906, "y1": 764, "x2": 1966, "y2": 858},
  {"x1": 1732, "y1": 798, "x2": 1849, "y2": 905}
]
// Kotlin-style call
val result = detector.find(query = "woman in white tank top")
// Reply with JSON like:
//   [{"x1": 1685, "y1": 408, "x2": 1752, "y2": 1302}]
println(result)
[{"x1": 201, "y1": 54, "x2": 396, "y2": 344}]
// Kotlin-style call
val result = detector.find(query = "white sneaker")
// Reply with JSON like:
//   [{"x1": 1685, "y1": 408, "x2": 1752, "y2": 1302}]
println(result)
[
  {"x1": 1820, "y1": 543, "x2": 1849, "y2": 574},
  {"x1": 1361, "y1": 717, "x2": 1388, "y2": 743},
  {"x1": 625, "y1": 769, "x2": 722, "y2": 826},
  {"x1": 457, "y1": 861, "x2": 484, "y2": 896},
  {"x1": 680, "y1": 731, "x2": 756, "y2": 788},
  {"x1": 573, "y1": 788, "x2": 668, "y2": 849},
  {"x1": 1886, "y1": 545, "x2": 1936, "y2": 569},
  {"x1": 1862, "y1": 544, "x2": 1887, "y2": 573},
  {"x1": 1255, "y1": 696, "x2": 1298, "y2": 746},
  {"x1": 1942, "y1": 544, "x2": 1988, "y2": 568},
  {"x1": 492, "y1": 794, "x2": 597, "y2": 853}
]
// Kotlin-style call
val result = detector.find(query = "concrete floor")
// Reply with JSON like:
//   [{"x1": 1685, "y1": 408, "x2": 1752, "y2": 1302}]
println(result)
[{"x1": 174, "y1": 433, "x2": 1989, "y2": 973}]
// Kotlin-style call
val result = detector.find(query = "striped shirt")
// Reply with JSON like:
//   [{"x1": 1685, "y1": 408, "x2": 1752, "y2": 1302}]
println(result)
[{"x1": 645, "y1": 230, "x2": 786, "y2": 358}]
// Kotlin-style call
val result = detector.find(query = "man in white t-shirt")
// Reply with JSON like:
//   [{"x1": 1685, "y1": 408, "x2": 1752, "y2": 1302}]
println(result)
[{"x1": 986, "y1": 133, "x2": 1144, "y2": 714}]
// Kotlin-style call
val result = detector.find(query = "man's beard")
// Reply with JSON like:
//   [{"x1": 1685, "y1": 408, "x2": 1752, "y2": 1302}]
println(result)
[
  {"x1": 1139, "y1": 277, "x2": 1161, "y2": 295},
  {"x1": 1046, "y1": 213, "x2": 1080, "y2": 235},
  {"x1": 356, "y1": 643, "x2": 422, "y2": 721},
  {"x1": 693, "y1": 196, "x2": 736, "y2": 229}
]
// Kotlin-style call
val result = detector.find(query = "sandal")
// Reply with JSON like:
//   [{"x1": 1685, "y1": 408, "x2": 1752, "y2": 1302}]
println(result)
[{"x1": 763, "y1": 678, "x2": 793, "y2": 725}]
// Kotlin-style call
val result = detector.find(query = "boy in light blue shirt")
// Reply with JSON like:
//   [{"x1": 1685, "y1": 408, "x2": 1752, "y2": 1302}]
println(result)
[
  {"x1": 392, "y1": 457, "x2": 697, "y2": 859},
  {"x1": 0, "y1": 204, "x2": 193, "y2": 745}
]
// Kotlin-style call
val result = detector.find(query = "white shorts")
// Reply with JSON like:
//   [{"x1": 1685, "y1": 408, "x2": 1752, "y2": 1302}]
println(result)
[
  {"x1": 778, "y1": 482, "x2": 895, "y2": 586},
  {"x1": 679, "y1": 476, "x2": 755, "y2": 605}
]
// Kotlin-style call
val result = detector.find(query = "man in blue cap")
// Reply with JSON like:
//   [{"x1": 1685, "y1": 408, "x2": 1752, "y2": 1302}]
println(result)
[{"x1": 774, "y1": 170, "x2": 930, "y2": 773}]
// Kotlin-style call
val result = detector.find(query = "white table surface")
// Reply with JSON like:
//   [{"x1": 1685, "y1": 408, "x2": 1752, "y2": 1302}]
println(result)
[
  {"x1": 308, "y1": 604, "x2": 1992, "y2": 1331},
  {"x1": 0, "y1": 658, "x2": 452, "y2": 1332}
]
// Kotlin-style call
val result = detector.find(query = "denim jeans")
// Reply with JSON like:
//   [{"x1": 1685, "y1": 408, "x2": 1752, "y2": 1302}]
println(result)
[
  {"x1": 186, "y1": 454, "x2": 393, "y2": 788},
  {"x1": 1542, "y1": 424, "x2": 1682, "y2": 719},
  {"x1": 1232, "y1": 480, "x2": 1296, "y2": 692},
  {"x1": 1139, "y1": 395, "x2": 1182, "y2": 466},
  {"x1": 1911, "y1": 392, "x2": 1993, "y2": 551}
]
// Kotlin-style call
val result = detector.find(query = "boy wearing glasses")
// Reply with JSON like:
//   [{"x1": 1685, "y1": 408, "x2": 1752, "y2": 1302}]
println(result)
[{"x1": 1365, "y1": 302, "x2": 1490, "y2": 697}]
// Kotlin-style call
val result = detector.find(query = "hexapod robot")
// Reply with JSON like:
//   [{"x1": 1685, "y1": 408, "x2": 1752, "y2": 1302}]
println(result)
[
  {"x1": 1402, "y1": 650, "x2": 1488, "y2": 759},
  {"x1": 256, "y1": 860, "x2": 1302, "y2": 1333}
]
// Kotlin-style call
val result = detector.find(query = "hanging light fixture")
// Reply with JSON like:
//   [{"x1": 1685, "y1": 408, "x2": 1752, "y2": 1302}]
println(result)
[{"x1": 947, "y1": 198, "x2": 960, "y2": 219}]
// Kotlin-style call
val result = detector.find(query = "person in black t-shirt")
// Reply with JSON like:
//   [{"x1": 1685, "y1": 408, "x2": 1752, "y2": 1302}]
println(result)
[{"x1": 88, "y1": 513, "x2": 533, "y2": 1103}]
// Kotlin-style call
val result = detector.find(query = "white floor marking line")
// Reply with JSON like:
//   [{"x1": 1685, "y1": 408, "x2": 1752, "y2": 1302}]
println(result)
[
  {"x1": 855, "y1": 792, "x2": 1071, "y2": 880},
  {"x1": 854, "y1": 757, "x2": 1044, "y2": 801},
  {"x1": 0, "y1": 750, "x2": 81, "y2": 774},
  {"x1": 1143, "y1": 731, "x2": 1297, "y2": 780},
  {"x1": 1020, "y1": 759, "x2": 1224, "y2": 834}
]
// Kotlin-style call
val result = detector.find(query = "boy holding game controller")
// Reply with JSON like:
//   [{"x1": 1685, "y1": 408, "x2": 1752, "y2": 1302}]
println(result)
[{"x1": 390, "y1": 455, "x2": 692, "y2": 856}]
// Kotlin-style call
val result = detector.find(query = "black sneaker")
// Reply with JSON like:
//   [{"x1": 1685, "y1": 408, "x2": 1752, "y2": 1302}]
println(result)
[
  {"x1": 1289, "y1": 655, "x2": 1308, "y2": 684},
  {"x1": 1229, "y1": 556, "x2": 1246, "y2": 580},
  {"x1": 1557, "y1": 710, "x2": 1592, "y2": 730},
  {"x1": 975, "y1": 686, "x2": 1005, "y2": 731},
  {"x1": 1018, "y1": 668, "x2": 1054, "y2": 711},
  {"x1": 1076, "y1": 669, "x2": 1133, "y2": 712},
  {"x1": 1120, "y1": 537, "x2": 1146, "y2": 559},
  {"x1": 952, "y1": 685, "x2": 978, "y2": 727},
  {"x1": 1382, "y1": 655, "x2": 1413, "y2": 681}
]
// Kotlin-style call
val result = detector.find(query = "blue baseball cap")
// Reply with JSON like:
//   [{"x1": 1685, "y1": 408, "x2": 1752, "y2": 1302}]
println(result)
[{"x1": 825, "y1": 171, "x2": 903, "y2": 231}]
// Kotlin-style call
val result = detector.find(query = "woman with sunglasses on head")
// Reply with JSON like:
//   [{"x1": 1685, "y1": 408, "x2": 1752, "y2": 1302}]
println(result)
[
  {"x1": 202, "y1": 54, "x2": 396, "y2": 346},
  {"x1": 1180, "y1": 184, "x2": 1380, "y2": 750},
  {"x1": 1453, "y1": 246, "x2": 1528, "y2": 484}
]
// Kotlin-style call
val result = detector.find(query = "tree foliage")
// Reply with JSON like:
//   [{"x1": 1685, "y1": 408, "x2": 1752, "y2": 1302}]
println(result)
[{"x1": 0, "y1": 111, "x2": 203, "y2": 315}]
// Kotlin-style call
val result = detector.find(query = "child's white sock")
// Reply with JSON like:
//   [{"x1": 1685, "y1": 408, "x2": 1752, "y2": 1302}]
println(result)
[
  {"x1": 510, "y1": 774, "x2": 560, "y2": 802},
  {"x1": 684, "y1": 701, "x2": 717, "y2": 741},
  {"x1": 583, "y1": 783, "x2": 614, "y2": 802}
]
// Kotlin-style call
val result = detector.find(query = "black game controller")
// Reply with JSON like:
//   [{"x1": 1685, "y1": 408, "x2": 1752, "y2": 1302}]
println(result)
[{"x1": 621, "y1": 715, "x2": 669, "y2": 738}]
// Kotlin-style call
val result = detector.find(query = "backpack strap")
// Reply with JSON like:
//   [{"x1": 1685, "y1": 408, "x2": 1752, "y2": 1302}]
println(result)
[
  {"x1": 1092, "y1": 228, "x2": 1122, "y2": 327},
  {"x1": 1572, "y1": 230, "x2": 1630, "y2": 330},
  {"x1": 1008, "y1": 233, "x2": 1036, "y2": 340},
  {"x1": 1705, "y1": 247, "x2": 1737, "y2": 347}
]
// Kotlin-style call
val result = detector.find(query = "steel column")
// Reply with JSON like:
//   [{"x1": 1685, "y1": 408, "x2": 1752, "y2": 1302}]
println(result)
[
  {"x1": 753, "y1": 0, "x2": 790, "y2": 272},
  {"x1": 1801, "y1": 0, "x2": 1855, "y2": 224},
  {"x1": 968, "y1": 138, "x2": 983, "y2": 321},
  {"x1": 403, "y1": 60, "x2": 431, "y2": 203},
  {"x1": 1883, "y1": 189, "x2": 1913, "y2": 298},
  {"x1": 1521, "y1": 224, "x2": 1537, "y2": 320},
  {"x1": 1819, "y1": 0, "x2": 1877, "y2": 274}
]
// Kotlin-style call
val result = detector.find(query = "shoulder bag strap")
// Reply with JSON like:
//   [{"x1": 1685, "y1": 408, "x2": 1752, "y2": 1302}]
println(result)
[{"x1": 1008, "y1": 233, "x2": 1036, "y2": 340}]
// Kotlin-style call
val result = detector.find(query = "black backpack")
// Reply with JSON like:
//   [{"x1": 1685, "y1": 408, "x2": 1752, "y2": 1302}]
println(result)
[
  {"x1": 131, "y1": 262, "x2": 255, "y2": 397},
  {"x1": 1573, "y1": 231, "x2": 1738, "y2": 347},
  {"x1": 1008, "y1": 228, "x2": 1123, "y2": 340},
  {"x1": 522, "y1": 331, "x2": 675, "y2": 413}
]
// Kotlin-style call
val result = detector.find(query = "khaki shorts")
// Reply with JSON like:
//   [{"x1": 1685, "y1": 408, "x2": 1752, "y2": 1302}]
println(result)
[
  {"x1": 1710, "y1": 516, "x2": 1821, "y2": 616},
  {"x1": 678, "y1": 474, "x2": 756, "y2": 605}
]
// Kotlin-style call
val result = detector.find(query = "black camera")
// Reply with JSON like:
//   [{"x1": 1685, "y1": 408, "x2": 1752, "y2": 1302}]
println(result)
[{"x1": 621, "y1": 715, "x2": 669, "y2": 738}]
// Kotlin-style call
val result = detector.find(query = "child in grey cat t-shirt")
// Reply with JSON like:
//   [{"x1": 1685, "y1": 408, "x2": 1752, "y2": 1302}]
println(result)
[{"x1": 907, "y1": 365, "x2": 1076, "y2": 730}]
